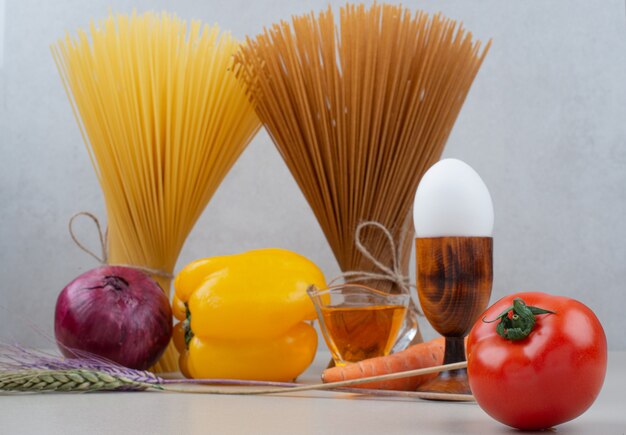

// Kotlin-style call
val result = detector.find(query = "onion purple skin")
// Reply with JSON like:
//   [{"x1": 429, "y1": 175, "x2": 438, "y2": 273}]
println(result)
[{"x1": 54, "y1": 266, "x2": 173, "y2": 370}]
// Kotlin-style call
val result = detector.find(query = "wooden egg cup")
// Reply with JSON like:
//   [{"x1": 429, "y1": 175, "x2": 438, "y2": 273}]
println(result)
[{"x1": 415, "y1": 237, "x2": 493, "y2": 397}]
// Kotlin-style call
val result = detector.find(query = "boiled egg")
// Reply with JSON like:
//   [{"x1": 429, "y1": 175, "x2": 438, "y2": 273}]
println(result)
[{"x1": 413, "y1": 158, "x2": 494, "y2": 237}]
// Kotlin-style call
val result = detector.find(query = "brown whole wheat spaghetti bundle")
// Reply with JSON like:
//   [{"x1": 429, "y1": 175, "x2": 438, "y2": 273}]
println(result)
[
  {"x1": 52, "y1": 12, "x2": 261, "y2": 371},
  {"x1": 236, "y1": 3, "x2": 490, "y2": 345}
]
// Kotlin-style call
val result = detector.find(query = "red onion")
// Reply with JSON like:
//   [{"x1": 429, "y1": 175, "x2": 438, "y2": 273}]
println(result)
[{"x1": 54, "y1": 266, "x2": 172, "y2": 370}]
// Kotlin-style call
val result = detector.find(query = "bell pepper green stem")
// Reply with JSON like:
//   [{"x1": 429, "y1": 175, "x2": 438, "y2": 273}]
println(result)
[
  {"x1": 483, "y1": 298, "x2": 555, "y2": 340},
  {"x1": 183, "y1": 304, "x2": 194, "y2": 348}
]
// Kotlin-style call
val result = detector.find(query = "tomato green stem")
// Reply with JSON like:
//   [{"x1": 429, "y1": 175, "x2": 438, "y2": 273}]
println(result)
[{"x1": 483, "y1": 298, "x2": 555, "y2": 340}]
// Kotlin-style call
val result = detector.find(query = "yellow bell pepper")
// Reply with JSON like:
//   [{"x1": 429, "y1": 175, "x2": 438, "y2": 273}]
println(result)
[{"x1": 172, "y1": 248, "x2": 326, "y2": 381}]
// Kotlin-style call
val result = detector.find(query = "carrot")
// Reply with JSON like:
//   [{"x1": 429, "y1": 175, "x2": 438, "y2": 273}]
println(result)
[{"x1": 321, "y1": 337, "x2": 445, "y2": 391}]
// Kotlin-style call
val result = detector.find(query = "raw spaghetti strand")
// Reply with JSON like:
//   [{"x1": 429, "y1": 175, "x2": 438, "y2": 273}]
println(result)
[
  {"x1": 51, "y1": 12, "x2": 261, "y2": 372},
  {"x1": 235, "y1": 3, "x2": 490, "y2": 347}
]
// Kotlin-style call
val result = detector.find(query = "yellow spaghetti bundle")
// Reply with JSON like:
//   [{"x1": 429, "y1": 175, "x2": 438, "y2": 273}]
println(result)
[
  {"x1": 52, "y1": 12, "x2": 261, "y2": 371},
  {"x1": 236, "y1": 3, "x2": 490, "y2": 345}
]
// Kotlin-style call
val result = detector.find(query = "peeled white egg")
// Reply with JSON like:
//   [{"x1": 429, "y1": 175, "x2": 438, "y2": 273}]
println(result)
[{"x1": 413, "y1": 158, "x2": 494, "y2": 237}]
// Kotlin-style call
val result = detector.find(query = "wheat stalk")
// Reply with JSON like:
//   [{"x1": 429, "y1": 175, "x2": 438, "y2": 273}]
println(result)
[
  {"x1": 0, "y1": 344, "x2": 163, "y2": 393},
  {"x1": 0, "y1": 369, "x2": 159, "y2": 393},
  {"x1": 0, "y1": 343, "x2": 470, "y2": 400},
  {"x1": 161, "y1": 361, "x2": 470, "y2": 399}
]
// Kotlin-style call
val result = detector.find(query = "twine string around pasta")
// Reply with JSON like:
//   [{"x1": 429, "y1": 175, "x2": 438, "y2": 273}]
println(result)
[
  {"x1": 329, "y1": 221, "x2": 414, "y2": 295},
  {"x1": 68, "y1": 212, "x2": 174, "y2": 279}
]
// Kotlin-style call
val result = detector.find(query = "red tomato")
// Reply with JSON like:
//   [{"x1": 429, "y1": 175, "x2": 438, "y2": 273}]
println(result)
[{"x1": 467, "y1": 292, "x2": 607, "y2": 431}]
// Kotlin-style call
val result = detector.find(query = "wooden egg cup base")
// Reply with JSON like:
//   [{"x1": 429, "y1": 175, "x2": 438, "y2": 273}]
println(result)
[{"x1": 415, "y1": 237, "x2": 493, "y2": 400}]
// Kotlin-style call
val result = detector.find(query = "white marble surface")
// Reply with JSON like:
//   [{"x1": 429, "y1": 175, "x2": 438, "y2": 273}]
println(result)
[{"x1": 1, "y1": 352, "x2": 624, "y2": 435}]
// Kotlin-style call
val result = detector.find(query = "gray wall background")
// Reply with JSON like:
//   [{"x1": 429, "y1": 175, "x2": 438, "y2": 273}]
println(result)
[{"x1": 1, "y1": 0, "x2": 625, "y2": 350}]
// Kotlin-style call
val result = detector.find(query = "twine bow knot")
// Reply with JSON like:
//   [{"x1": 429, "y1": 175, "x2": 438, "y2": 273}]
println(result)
[
  {"x1": 68, "y1": 212, "x2": 174, "y2": 279},
  {"x1": 331, "y1": 221, "x2": 414, "y2": 295}
]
